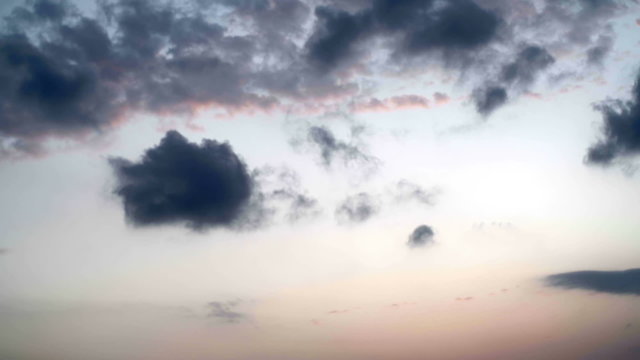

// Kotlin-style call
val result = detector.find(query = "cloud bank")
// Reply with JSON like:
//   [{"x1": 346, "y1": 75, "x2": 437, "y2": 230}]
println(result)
[{"x1": 545, "y1": 268, "x2": 640, "y2": 296}]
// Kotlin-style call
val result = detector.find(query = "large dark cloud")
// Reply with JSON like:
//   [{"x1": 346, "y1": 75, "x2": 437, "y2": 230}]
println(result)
[
  {"x1": 586, "y1": 70, "x2": 640, "y2": 165},
  {"x1": 110, "y1": 130, "x2": 256, "y2": 230},
  {"x1": 407, "y1": 224, "x2": 435, "y2": 248},
  {"x1": 0, "y1": 0, "x2": 627, "y2": 156},
  {"x1": 545, "y1": 268, "x2": 640, "y2": 296},
  {"x1": 0, "y1": 0, "x2": 281, "y2": 156},
  {"x1": 335, "y1": 192, "x2": 379, "y2": 224},
  {"x1": 305, "y1": 0, "x2": 500, "y2": 72}
]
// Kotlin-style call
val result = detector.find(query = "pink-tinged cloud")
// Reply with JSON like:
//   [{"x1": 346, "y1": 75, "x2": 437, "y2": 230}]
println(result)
[
  {"x1": 351, "y1": 95, "x2": 431, "y2": 113},
  {"x1": 636, "y1": 19, "x2": 640, "y2": 26},
  {"x1": 525, "y1": 92, "x2": 544, "y2": 100},
  {"x1": 433, "y1": 92, "x2": 451, "y2": 105}
]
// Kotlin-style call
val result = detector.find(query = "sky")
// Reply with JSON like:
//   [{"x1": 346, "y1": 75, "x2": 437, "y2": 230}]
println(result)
[{"x1": 0, "y1": 0, "x2": 640, "y2": 359}]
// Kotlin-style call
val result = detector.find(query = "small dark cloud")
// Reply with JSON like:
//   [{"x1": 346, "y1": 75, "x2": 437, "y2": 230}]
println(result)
[
  {"x1": 472, "y1": 45, "x2": 553, "y2": 115},
  {"x1": 110, "y1": 130, "x2": 257, "y2": 230},
  {"x1": 207, "y1": 300, "x2": 245, "y2": 323},
  {"x1": 335, "y1": 192, "x2": 379, "y2": 224},
  {"x1": 474, "y1": 86, "x2": 507, "y2": 115},
  {"x1": 500, "y1": 46, "x2": 555, "y2": 88},
  {"x1": 587, "y1": 35, "x2": 613, "y2": 66},
  {"x1": 0, "y1": 248, "x2": 8, "y2": 255},
  {"x1": 545, "y1": 268, "x2": 640, "y2": 295},
  {"x1": 305, "y1": 125, "x2": 378, "y2": 170},
  {"x1": 586, "y1": 70, "x2": 640, "y2": 165},
  {"x1": 407, "y1": 224, "x2": 435, "y2": 248}
]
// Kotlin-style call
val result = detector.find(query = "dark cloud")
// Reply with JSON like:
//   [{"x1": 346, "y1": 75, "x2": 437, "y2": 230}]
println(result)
[
  {"x1": 471, "y1": 45, "x2": 554, "y2": 115},
  {"x1": 0, "y1": 0, "x2": 627, "y2": 155},
  {"x1": 401, "y1": 0, "x2": 499, "y2": 54},
  {"x1": 474, "y1": 86, "x2": 507, "y2": 115},
  {"x1": 545, "y1": 268, "x2": 640, "y2": 296},
  {"x1": 110, "y1": 130, "x2": 257, "y2": 230},
  {"x1": 335, "y1": 192, "x2": 379, "y2": 224},
  {"x1": 587, "y1": 35, "x2": 613, "y2": 66},
  {"x1": 207, "y1": 300, "x2": 245, "y2": 323},
  {"x1": 0, "y1": 248, "x2": 8, "y2": 255},
  {"x1": 305, "y1": 6, "x2": 371, "y2": 71},
  {"x1": 306, "y1": 125, "x2": 378, "y2": 169},
  {"x1": 586, "y1": 70, "x2": 640, "y2": 165},
  {"x1": 305, "y1": 0, "x2": 500, "y2": 71},
  {"x1": 500, "y1": 46, "x2": 555, "y2": 88},
  {"x1": 407, "y1": 224, "x2": 435, "y2": 248}
]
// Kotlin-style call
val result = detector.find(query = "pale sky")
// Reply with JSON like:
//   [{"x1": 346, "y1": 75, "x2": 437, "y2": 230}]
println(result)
[{"x1": 1, "y1": 1, "x2": 640, "y2": 359}]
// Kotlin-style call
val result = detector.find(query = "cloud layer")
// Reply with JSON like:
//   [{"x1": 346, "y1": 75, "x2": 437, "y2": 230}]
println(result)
[{"x1": 546, "y1": 268, "x2": 640, "y2": 296}]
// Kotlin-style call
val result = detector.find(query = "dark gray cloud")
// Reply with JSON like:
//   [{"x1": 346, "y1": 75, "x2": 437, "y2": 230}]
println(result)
[
  {"x1": 473, "y1": 86, "x2": 507, "y2": 115},
  {"x1": 335, "y1": 192, "x2": 379, "y2": 224},
  {"x1": 587, "y1": 35, "x2": 613, "y2": 66},
  {"x1": 306, "y1": 125, "x2": 378, "y2": 170},
  {"x1": 500, "y1": 46, "x2": 555, "y2": 88},
  {"x1": 545, "y1": 268, "x2": 640, "y2": 296},
  {"x1": 110, "y1": 130, "x2": 257, "y2": 230},
  {"x1": 586, "y1": 70, "x2": 640, "y2": 165},
  {"x1": 472, "y1": 45, "x2": 554, "y2": 115},
  {"x1": 407, "y1": 224, "x2": 435, "y2": 248},
  {"x1": 305, "y1": 0, "x2": 500, "y2": 72},
  {"x1": 207, "y1": 300, "x2": 245, "y2": 323},
  {"x1": 0, "y1": 0, "x2": 279, "y2": 156},
  {"x1": 0, "y1": 0, "x2": 628, "y2": 156},
  {"x1": 305, "y1": 6, "x2": 372, "y2": 71}
]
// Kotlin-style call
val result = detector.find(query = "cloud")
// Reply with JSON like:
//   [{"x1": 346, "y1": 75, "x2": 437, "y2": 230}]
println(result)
[
  {"x1": 587, "y1": 35, "x2": 613, "y2": 66},
  {"x1": 251, "y1": 166, "x2": 321, "y2": 223},
  {"x1": 305, "y1": 125, "x2": 379, "y2": 170},
  {"x1": 500, "y1": 46, "x2": 555, "y2": 88},
  {"x1": 389, "y1": 180, "x2": 437, "y2": 206},
  {"x1": 207, "y1": 300, "x2": 245, "y2": 323},
  {"x1": 586, "y1": 70, "x2": 640, "y2": 165},
  {"x1": 545, "y1": 268, "x2": 640, "y2": 296},
  {"x1": 350, "y1": 94, "x2": 431, "y2": 113},
  {"x1": 304, "y1": 0, "x2": 500, "y2": 72},
  {"x1": 407, "y1": 224, "x2": 435, "y2": 248},
  {"x1": 305, "y1": 6, "x2": 372, "y2": 72},
  {"x1": 0, "y1": 0, "x2": 627, "y2": 156},
  {"x1": 335, "y1": 192, "x2": 379, "y2": 224},
  {"x1": 473, "y1": 86, "x2": 507, "y2": 115},
  {"x1": 110, "y1": 130, "x2": 258, "y2": 230}
]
